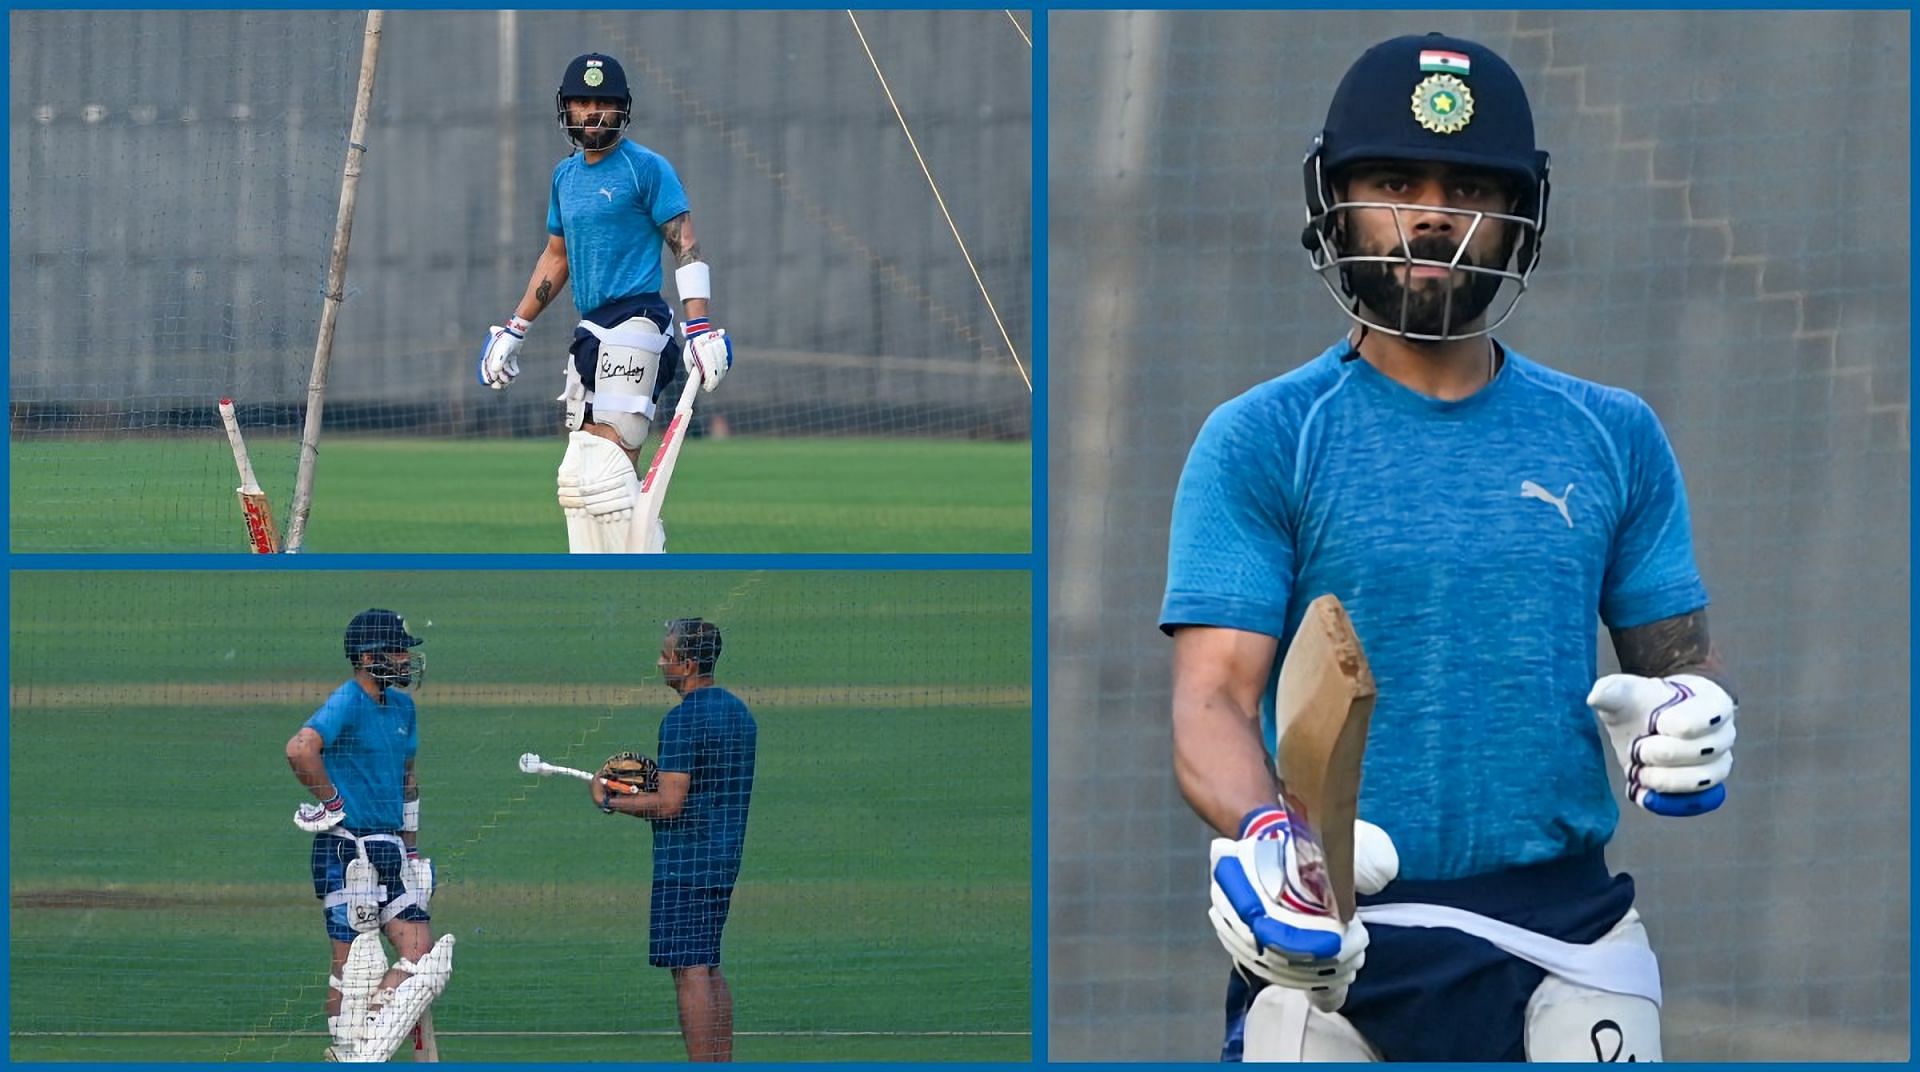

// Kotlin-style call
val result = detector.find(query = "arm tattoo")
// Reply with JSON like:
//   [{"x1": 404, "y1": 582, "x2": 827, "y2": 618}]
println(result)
[
  {"x1": 534, "y1": 278, "x2": 554, "y2": 309},
  {"x1": 662, "y1": 213, "x2": 701, "y2": 267},
  {"x1": 1610, "y1": 609, "x2": 1738, "y2": 701}
]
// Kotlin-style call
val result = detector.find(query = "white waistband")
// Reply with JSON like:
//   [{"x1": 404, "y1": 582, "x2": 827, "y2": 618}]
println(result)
[{"x1": 1356, "y1": 902, "x2": 1662, "y2": 1006}]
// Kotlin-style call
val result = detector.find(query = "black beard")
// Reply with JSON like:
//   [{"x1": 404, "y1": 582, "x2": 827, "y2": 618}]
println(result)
[
  {"x1": 1344, "y1": 235, "x2": 1505, "y2": 338},
  {"x1": 572, "y1": 124, "x2": 620, "y2": 151}
]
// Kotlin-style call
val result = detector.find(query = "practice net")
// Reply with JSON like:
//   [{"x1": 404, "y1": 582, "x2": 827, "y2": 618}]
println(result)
[
  {"x1": 9, "y1": 10, "x2": 1032, "y2": 552},
  {"x1": 9, "y1": 569, "x2": 1031, "y2": 1061}
]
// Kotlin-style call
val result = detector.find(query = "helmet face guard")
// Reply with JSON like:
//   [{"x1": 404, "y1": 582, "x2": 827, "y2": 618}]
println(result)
[
  {"x1": 360, "y1": 649, "x2": 424, "y2": 691},
  {"x1": 556, "y1": 53, "x2": 632, "y2": 152},
  {"x1": 1302, "y1": 143, "x2": 1550, "y2": 342},
  {"x1": 1300, "y1": 33, "x2": 1552, "y2": 342}
]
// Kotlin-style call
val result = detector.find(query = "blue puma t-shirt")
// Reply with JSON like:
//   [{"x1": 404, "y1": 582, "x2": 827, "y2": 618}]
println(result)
[
  {"x1": 548, "y1": 139, "x2": 690, "y2": 319},
  {"x1": 1160, "y1": 339, "x2": 1708, "y2": 880},
  {"x1": 303, "y1": 680, "x2": 417, "y2": 833}
]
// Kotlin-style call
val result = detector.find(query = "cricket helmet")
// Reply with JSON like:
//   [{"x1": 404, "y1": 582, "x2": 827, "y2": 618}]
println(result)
[
  {"x1": 344, "y1": 608, "x2": 424, "y2": 689},
  {"x1": 1301, "y1": 32, "x2": 1552, "y2": 341},
  {"x1": 556, "y1": 53, "x2": 632, "y2": 152}
]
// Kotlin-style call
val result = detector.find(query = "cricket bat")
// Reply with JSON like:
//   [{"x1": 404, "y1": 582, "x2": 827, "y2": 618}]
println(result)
[
  {"x1": 631, "y1": 372, "x2": 701, "y2": 553},
  {"x1": 1272, "y1": 593, "x2": 1377, "y2": 922},
  {"x1": 216, "y1": 398, "x2": 280, "y2": 554},
  {"x1": 412, "y1": 1008, "x2": 439, "y2": 1061}
]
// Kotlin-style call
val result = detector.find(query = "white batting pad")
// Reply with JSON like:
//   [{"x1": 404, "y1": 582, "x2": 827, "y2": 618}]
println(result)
[
  {"x1": 355, "y1": 934, "x2": 456, "y2": 1061},
  {"x1": 556, "y1": 432, "x2": 640, "y2": 554}
]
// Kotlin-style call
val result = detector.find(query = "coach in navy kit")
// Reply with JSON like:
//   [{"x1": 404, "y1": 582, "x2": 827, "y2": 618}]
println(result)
[{"x1": 593, "y1": 616, "x2": 757, "y2": 1061}]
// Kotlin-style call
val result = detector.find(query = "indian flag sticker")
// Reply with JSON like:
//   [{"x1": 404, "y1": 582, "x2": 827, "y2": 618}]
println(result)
[
  {"x1": 1411, "y1": 73, "x2": 1474, "y2": 134},
  {"x1": 1419, "y1": 49, "x2": 1471, "y2": 75}
]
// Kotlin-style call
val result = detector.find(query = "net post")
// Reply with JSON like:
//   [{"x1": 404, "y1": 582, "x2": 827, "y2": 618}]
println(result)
[{"x1": 285, "y1": 9, "x2": 384, "y2": 552}]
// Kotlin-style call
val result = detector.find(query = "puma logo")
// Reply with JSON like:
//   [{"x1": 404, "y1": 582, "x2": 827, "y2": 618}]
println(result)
[
  {"x1": 598, "y1": 187, "x2": 614, "y2": 202},
  {"x1": 1520, "y1": 480, "x2": 1575, "y2": 527}
]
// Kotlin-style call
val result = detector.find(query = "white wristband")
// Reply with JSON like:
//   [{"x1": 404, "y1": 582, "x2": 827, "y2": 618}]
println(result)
[
  {"x1": 675, "y1": 260, "x2": 712, "y2": 303},
  {"x1": 402, "y1": 798, "x2": 420, "y2": 833}
]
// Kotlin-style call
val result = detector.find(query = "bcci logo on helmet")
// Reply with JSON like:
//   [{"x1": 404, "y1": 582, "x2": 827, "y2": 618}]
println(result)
[{"x1": 1411, "y1": 73, "x2": 1474, "y2": 135}]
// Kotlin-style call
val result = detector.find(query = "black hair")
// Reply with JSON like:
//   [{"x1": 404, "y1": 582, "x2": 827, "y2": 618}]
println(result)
[{"x1": 666, "y1": 618, "x2": 723, "y2": 676}]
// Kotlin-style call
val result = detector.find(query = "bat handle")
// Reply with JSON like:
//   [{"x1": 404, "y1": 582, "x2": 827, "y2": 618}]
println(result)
[{"x1": 1638, "y1": 784, "x2": 1726, "y2": 817}]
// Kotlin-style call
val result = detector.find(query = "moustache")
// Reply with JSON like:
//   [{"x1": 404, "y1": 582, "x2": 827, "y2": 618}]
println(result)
[{"x1": 1396, "y1": 236, "x2": 1476, "y2": 269}]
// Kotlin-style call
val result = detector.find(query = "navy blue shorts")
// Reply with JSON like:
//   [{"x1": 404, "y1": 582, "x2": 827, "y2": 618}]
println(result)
[
  {"x1": 570, "y1": 292, "x2": 684, "y2": 416},
  {"x1": 1221, "y1": 848, "x2": 1635, "y2": 1062},
  {"x1": 310, "y1": 832, "x2": 430, "y2": 943},
  {"x1": 649, "y1": 884, "x2": 734, "y2": 968}
]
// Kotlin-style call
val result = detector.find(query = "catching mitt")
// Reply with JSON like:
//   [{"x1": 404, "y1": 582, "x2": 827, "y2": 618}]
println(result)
[{"x1": 599, "y1": 751, "x2": 660, "y2": 794}]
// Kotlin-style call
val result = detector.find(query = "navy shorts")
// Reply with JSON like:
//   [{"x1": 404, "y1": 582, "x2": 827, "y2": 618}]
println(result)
[
  {"x1": 1221, "y1": 848, "x2": 1635, "y2": 1062},
  {"x1": 649, "y1": 884, "x2": 734, "y2": 968},
  {"x1": 310, "y1": 832, "x2": 430, "y2": 943},
  {"x1": 570, "y1": 292, "x2": 684, "y2": 416}
]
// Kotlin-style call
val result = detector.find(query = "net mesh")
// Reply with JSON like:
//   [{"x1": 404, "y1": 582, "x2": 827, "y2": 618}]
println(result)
[
  {"x1": 1048, "y1": 9, "x2": 1908, "y2": 1061},
  {"x1": 9, "y1": 569, "x2": 1031, "y2": 1061},
  {"x1": 9, "y1": 10, "x2": 1032, "y2": 552}
]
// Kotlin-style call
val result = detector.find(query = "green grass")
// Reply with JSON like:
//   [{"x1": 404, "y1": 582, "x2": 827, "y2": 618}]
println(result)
[
  {"x1": 10, "y1": 571, "x2": 1031, "y2": 687},
  {"x1": 9, "y1": 436, "x2": 1031, "y2": 553},
  {"x1": 10, "y1": 572, "x2": 1032, "y2": 1061}
]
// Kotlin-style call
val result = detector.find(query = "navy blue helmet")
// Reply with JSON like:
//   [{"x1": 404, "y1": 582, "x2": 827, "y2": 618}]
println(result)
[
  {"x1": 1301, "y1": 33, "x2": 1552, "y2": 341},
  {"x1": 556, "y1": 53, "x2": 631, "y2": 152}
]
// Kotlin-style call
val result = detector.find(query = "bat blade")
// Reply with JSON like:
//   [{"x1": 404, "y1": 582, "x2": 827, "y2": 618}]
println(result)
[
  {"x1": 631, "y1": 374, "x2": 700, "y2": 553},
  {"x1": 1273, "y1": 593, "x2": 1376, "y2": 922},
  {"x1": 238, "y1": 490, "x2": 281, "y2": 554}
]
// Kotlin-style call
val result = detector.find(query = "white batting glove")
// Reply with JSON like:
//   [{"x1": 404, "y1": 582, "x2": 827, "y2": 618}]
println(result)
[
  {"x1": 1589, "y1": 672, "x2": 1736, "y2": 817},
  {"x1": 294, "y1": 792, "x2": 348, "y2": 833},
  {"x1": 1207, "y1": 806, "x2": 1396, "y2": 1011},
  {"x1": 403, "y1": 849, "x2": 435, "y2": 910},
  {"x1": 478, "y1": 315, "x2": 531, "y2": 389},
  {"x1": 683, "y1": 317, "x2": 732, "y2": 392}
]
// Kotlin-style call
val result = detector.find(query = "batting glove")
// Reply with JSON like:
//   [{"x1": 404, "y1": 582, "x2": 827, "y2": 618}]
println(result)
[
  {"x1": 1589, "y1": 673, "x2": 1736, "y2": 817},
  {"x1": 478, "y1": 315, "x2": 531, "y2": 389},
  {"x1": 1207, "y1": 806, "x2": 1397, "y2": 1011},
  {"x1": 683, "y1": 318, "x2": 732, "y2": 392},
  {"x1": 294, "y1": 791, "x2": 348, "y2": 833},
  {"x1": 402, "y1": 849, "x2": 434, "y2": 910}
]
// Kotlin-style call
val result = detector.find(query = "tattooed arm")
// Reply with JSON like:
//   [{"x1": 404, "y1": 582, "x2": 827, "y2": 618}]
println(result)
[
  {"x1": 1609, "y1": 607, "x2": 1738, "y2": 702},
  {"x1": 660, "y1": 212, "x2": 708, "y2": 322},
  {"x1": 513, "y1": 233, "x2": 571, "y2": 322}
]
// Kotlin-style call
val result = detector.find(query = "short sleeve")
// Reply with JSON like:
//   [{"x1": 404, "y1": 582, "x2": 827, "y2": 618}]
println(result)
[
  {"x1": 1159, "y1": 396, "x2": 1297, "y2": 638},
  {"x1": 645, "y1": 154, "x2": 690, "y2": 229},
  {"x1": 547, "y1": 170, "x2": 564, "y2": 237},
  {"x1": 1599, "y1": 398, "x2": 1708, "y2": 627},
  {"x1": 305, "y1": 695, "x2": 349, "y2": 746},
  {"x1": 657, "y1": 704, "x2": 695, "y2": 774}
]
